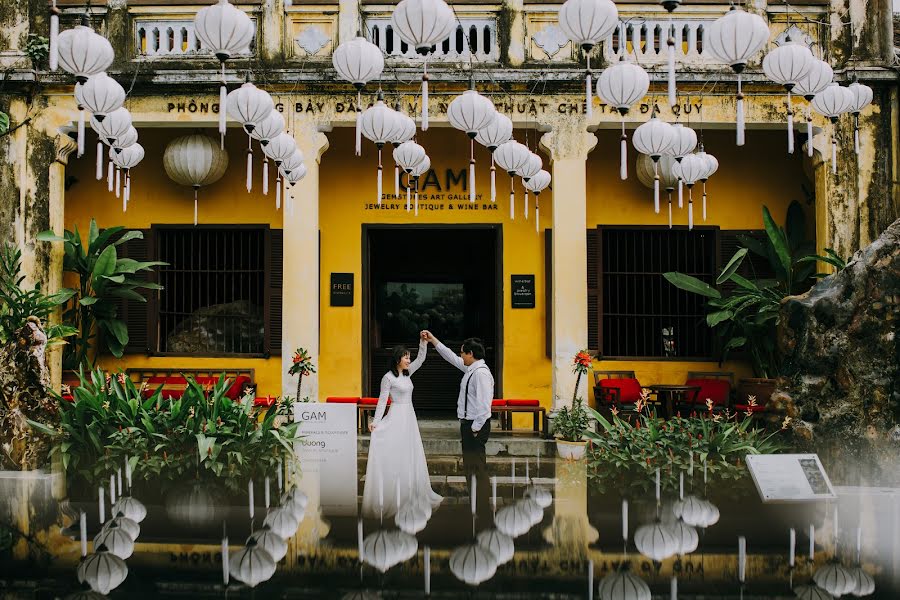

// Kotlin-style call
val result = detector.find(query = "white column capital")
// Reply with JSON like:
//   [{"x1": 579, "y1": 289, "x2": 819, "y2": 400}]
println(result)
[
  {"x1": 540, "y1": 118, "x2": 597, "y2": 163},
  {"x1": 55, "y1": 133, "x2": 78, "y2": 166},
  {"x1": 290, "y1": 119, "x2": 331, "y2": 163}
]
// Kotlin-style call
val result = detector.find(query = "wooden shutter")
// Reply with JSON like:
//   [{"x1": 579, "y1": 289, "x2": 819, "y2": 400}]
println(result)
[
  {"x1": 544, "y1": 229, "x2": 552, "y2": 358},
  {"x1": 266, "y1": 228, "x2": 283, "y2": 356},
  {"x1": 587, "y1": 228, "x2": 600, "y2": 353},
  {"x1": 117, "y1": 229, "x2": 152, "y2": 354}
]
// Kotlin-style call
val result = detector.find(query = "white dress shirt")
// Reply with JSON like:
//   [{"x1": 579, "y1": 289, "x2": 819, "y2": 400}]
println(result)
[{"x1": 435, "y1": 342, "x2": 494, "y2": 432}]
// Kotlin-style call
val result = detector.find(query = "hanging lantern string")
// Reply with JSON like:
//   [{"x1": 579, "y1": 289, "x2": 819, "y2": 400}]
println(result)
[
  {"x1": 688, "y1": 184, "x2": 694, "y2": 230},
  {"x1": 736, "y1": 74, "x2": 745, "y2": 146},
  {"x1": 830, "y1": 118, "x2": 837, "y2": 175},
  {"x1": 405, "y1": 172, "x2": 411, "y2": 212},
  {"x1": 76, "y1": 104, "x2": 85, "y2": 158},
  {"x1": 49, "y1": 0, "x2": 59, "y2": 71},
  {"x1": 276, "y1": 171, "x2": 282, "y2": 209},
  {"x1": 96, "y1": 140, "x2": 103, "y2": 180},
  {"x1": 193, "y1": 185, "x2": 199, "y2": 226},
  {"x1": 653, "y1": 160, "x2": 660, "y2": 214},
  {"x1": 414, "y1": 175, "x2": 420, "y2": 216}
]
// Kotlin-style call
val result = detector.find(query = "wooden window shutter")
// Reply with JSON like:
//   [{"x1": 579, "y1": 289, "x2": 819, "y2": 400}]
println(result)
[
  {"x1": 266, "y1": 228, "x2": 283, "y2": 356},
  {"x1": 587, "y1": 228, "x2": 600, "y2": 353},
  {"x1": 118, "y1": 229, "x2": 152, "y2": 354},
  {"x1": 544, "y1": 229, "x2": 552, "y2": 358}
]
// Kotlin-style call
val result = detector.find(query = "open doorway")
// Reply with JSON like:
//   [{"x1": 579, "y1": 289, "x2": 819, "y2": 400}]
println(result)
[{"x1": 362, "y1": 225, "x2": 502, "y2": 416}]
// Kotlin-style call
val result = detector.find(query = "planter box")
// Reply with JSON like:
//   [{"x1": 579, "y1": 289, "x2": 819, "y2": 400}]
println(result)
[{"x1": 556, "y1": 439, "x2": 587, "y2": 460}]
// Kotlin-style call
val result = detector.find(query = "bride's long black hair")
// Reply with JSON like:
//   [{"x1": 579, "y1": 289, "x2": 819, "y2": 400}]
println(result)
[{"x1": 390, "y1": 345, "x2": 411, "y2": 377}]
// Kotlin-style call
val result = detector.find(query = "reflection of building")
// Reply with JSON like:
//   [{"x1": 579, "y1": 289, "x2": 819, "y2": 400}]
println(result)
[{"x1": 1, "y1": 0, "x2": 897, "y2": 418}]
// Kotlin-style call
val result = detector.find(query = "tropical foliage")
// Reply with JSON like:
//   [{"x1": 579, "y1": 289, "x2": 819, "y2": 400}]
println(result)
[
  {"x1": 0, "y1": 243, "x2": 76, "y2": 345},
  {"x1": 0, "y1": 111, "x2": 9, "y2": 135},
  {"x1": 38, "y1": 221, "x2": 165, "y2": 367},
  {"x1": 663, "y1": 202, "x2": 816, "y2": 378},
  {"x1": 289, "y1": 346, "x2": 316, "y2": 402},
  {"x1": 28, "y1": 367, "x2": 301, "y2": 493},
  {"x1": 554, "y1": 398, "x2": 590, "y2": 442}
]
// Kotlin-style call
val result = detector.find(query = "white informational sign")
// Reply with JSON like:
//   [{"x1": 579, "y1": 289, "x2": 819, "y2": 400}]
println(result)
[
  {"x1": 746, "y1": 453, "x2": 837, "y2": 503},
  {"x1": 293, "y1": 403, "x2": 358, "y2": 516}
]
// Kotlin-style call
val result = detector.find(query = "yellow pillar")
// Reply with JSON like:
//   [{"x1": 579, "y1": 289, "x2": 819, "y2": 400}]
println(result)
[
  {"x1": 540, "y1": 118, "x2": 596, "y2": 410},
  {"x1": 283, "y1": 120, "x2": 330, "y2": 400}
]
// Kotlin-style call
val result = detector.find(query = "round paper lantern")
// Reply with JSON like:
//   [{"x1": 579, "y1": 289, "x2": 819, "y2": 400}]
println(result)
[
  {"x1": 697, "y1": 148, "x2": 718, "y2": 221},
  {"x1": 74, "y1": 73, "x2": 125, "y2": 158},
  {"x1": 667, "y1": 124, "x2": 697, "y2": 159},
  {"x1": 495, "y1": 502, "x2": 533, "y2": 538},
  {"x1": 360, "y1": 94, "x2": 403, "y2": 204},
  {"x1": 408, "y1": 154, "x2": 431, "y2": 216},
  {"x1": 476, "y1": 528, "x2": 515, "y2": 565},
  {"x1": 596, "y1": 59, "x2": 650, "y2": 179},
  {"x1": 111, "y1": 126, "x2": 138, "y2": 153},
  {"x1": 249, "y1": 110, "x2": 284, "y2": 145},
  {"x1": 635, "y1": 520, "x2": 679, "y2": 561},
  {"x1": 632, "y1": 113, "x2": 675, "y2": 214},
  {"x1": 110, "y1": 143, "x2": 144, "y2": 210},
  {"x1": 102, "y1": 512, "x2": 140, "y2": 541},
  {"x1": 57, "y1": 21, "x2": 114, "y2": 84},
  {"x1": 517, "y1": 152, "x2": 542, "y2": 221},
  {"x1": 705, "y1": 7, "x2": 769, "y2": 145},
  {"x1": 518, "y1": 497, "x2": 544, "y2": 526},
  {"x1": 703, "y1": 500, "x2": 720, "y2": 526},
  {"x1": 226, "y1": 81, "x2": 274, "y2": 134},
  {"x1": 449, "y1": 542, "x2": 497, "y2": 585},
  {"x1": 494, "y1": 140, "x2": 531, "y2": 220},
  {"x1": 110, "y1": 495, "x2": 147, "y2": 524},
  {"x1": 93, "y1": 521, "x2": 134, "y2": 560},
  {"x1": 263, "y1": 506, "x2": 300, "y2": 539},
  {"x1": 282, "y1": 487, "x2": 309, "y2": 512},
  {"x1": 523, "y1": 485, "x2": 552, "y2": 508},
  {"x1": 814, "y1": 562, "x2": 858, "y2": 597},
  {"x1": 672, "y1": 153, "x2": 707, "y2": 229},
  {"x1": 523, "y1": 169, "x2": 551, "y2": 232},
  {"x1": 638, "y1": 153, "x2": 680, "y2": 227},
  {"x1": 449, "y1": 88, "x2": 496, "y2": 203},
  {"x1": 763, "y1": 39, "x2": 815, "y2": 154},
  {"x1": 91, "y1": 107, "x2": 132, "y2": 146},
  {"x1": 476, "y1": 113, "x2": 513, "y2": 203},
  {"x1": 389, "y1": 110, "x2": 417, "y2": 196},
  {"x1": 848, "y1": 79, "x2": 873, "y2": 155},
  {"x1": 394, "y1": 141, "x2": 428, "y2": 210},
  {"x1": 558, "y1": 0, "x2": 619, "y2": 118},
  {"x1": 388, "y1": 529, "x2": 419, "y2": 563},
  {"x1": 229, "y1": 537, "x2": 276, "y2": 588},
  {"x1": 248, "y1": 526, "x2": 288, "y2": 562},
  {"x1": 598, "y1": 567, "x2": 652, "y2": 600},
  {"x1": 77, "y1": 545, "x2": 128, "y2": 595},
  {"x1": 193, "y1": 0, "x2": 256, "y2": 145},
  {"x1": 280, "y1": 150, "x2": 305, "y2": 177},
  {"x1": 793, "y1": 584, "x2": 834, "y2": 600},
  {"x1": 262, "y1": 132, "x2": 298, "y2": 209},
  {"x1": 63, "y1": 583, "x2": 107, "y2": 600},
  {"x1": 163, "y1": 133, "x2": 229, "y2": 225},
  {"x1": 333, "y1": 36, "x2": 384, "y2": 156},
  {"x1": 793, "y1": 59, "x2": 834, "y2": 157},
  {"x1": 812, "y1": 83, "x2": 855, "y2": 174},
  {"x1": 391, "y1": 0, "x2": 456, "y2": 129}
]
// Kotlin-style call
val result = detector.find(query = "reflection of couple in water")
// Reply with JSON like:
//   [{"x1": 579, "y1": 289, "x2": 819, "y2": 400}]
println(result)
[{"x1": 361, "y1": 330, "x2": 494, "y2": 519}]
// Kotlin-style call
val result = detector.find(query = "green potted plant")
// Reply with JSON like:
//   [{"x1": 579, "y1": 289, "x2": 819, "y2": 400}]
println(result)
[
  {"x1": 289, "y1": 347, "x2": 316, "y2": 402},
  {"x1": 554, "y1": 398, "x2": 590, "y2": 459}
]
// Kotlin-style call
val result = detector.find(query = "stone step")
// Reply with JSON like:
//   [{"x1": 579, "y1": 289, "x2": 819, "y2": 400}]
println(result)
[
  {"x1": 356, "y1": 455, "x2": 557, "y2": 478},
  {"x1": 357, "y1": 435, "x2": 556, "y2": 458},
  {"x1": 355, "y1": 474, "x2": 559, "y2": 501}
]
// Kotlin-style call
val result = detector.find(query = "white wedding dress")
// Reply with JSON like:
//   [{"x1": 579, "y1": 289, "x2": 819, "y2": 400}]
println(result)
[{"x1": 362, "y1": 340, "x2": 443, "y2": 519}]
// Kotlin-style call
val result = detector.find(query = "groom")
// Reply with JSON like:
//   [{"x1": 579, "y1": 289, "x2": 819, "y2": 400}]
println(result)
[{"x1": 422, "y1": 331, "x2": 494, "y2": 514}]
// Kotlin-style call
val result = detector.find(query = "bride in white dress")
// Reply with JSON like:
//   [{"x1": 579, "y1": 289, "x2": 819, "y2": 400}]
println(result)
[{"x1": 361, "y1": 335, "x2": 443, "y2": 519}]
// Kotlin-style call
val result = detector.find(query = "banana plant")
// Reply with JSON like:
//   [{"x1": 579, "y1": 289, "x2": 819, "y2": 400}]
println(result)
[
  {"x1": 37, "y1": 220, "x2": 165, "y2": 368},
  {"x1": 663, "y1": 202, "x2": 817, "y2": 378}
]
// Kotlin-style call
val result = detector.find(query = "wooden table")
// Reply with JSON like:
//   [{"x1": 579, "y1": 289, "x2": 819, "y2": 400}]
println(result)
[{"x1": 647, "y1": 384, "x2": 701, "y2": 419}]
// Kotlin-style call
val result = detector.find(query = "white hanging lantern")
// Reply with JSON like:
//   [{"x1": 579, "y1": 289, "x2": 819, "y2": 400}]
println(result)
[
  {"x1": 91, "y1": 107, "x2": 131, "y2": 146},
  {"x1": 697, "y1": 148, "x2": 718, "y2": 221},
  {"x1": 793, "y1": 584, "x2": 835, "y2": 600},
  {"x1": 110, "y1": 495, "x2": 146, "y2": 523},
  {"x1": 476, "y1": 528, "x2": 515, "y2": 565},
  {"x1": 390, "y1": 0, "x2": 456, "y2": 130},
  {"x1": 163, "y1": 133, "x2": 229, "y2": 225},
  {"x1": 596, "y1": 59, "x2": 650, "y2": 179},
  {"x1": 522, "y1": 169, "x2": 550, "y2": 232},
  {"x1": 229, "y1": 537, "x2": 277, "y2": 588},
  {"x1": 193, "y1": 0, "x2": 256, "y2": 147},
  {"x1": 112, "y1": 126, "x2": 138, "y2": 153},
  {"x1": 493, "y1": 140, "x2": 531, "y2": 220},
  {"x1": 408, "y1": 155, "x2": 431, "y2": 216},
  {"x1": 449, "y1": 543, "x2": 498, "y2": 585},
  {"x1": 77, "y1": 545, "x2": 128, "y2": 595},
  {"x1": 226, "y1": 82, "x2": 274, "y2": 193},
  {"x1": 705, "y1": 7, "x2": 769, "y2": 146},
  {"x1": 249, "y1": 111, "x2": 285, "y2": 195},
  {"x1": 111, "y1": 143, "x2": 144, "y2": 211},
  {"x1": 248, "y1": 526, "x2": 288, "y2": 563},
  {"x1": 637, "y1": 153, "x2": 678, "y2": 227},
  {"x1": 92, "y1": 521, "x2": 134, "y2": 560},
  {"x1": 848, "y1": 79, "x2": 873, "y2": 155},
  {"x1": 282, "y1": 487, "x2": 309, "y2": 515},
  {"x1": 632, "y1": 113, "x2": 675, "y2": 214},
  {"x1": 102, "y1": 513, "x2": 140, "y2": 541},
  {"x1": 598, "y1": 567, "x2": 652, "y2": 600},
  {"x1": 475, "y1": 113, "x2": 513, "y2": 203},
  {"x1": 394, "y1": 141, "x2": 427, "y2": 211},
  {"x1": 812, "y1": 83, "x2": 855, "y2": 174},
  {"x1": 793, "y1": 59, "x2": 833, "y2": 157},
  {"x1": 283, "y1": 164, "x2": 307, "y2": 216},
  {"x1": 763, "y1": 38, "x2": 815, "y2": 154},
  {"x1": 518, "y1": 497, "x2": 544, "y2": 526},
  {"x1": 517, "y1": 152, "x2": 543, "y2": 220},
  {"x1": 814, "y1": 562, "x2": 858, "y2": 597},
  {"x1": 672, "y1": 153, "x2": 706, "y2": 230},
  {"x1": 57, "y1": 19, "x2": 114, "y2": 84},
  {"x1": 634, "y1": 520, "x2": 679, "y2": 561},
  {"x1": 389, "y1": 109, "x2": 417, "y2": 196},
  {"x1": 558, "y1": 0, "x2": 619, "y2": 119},
  {"x1": 666, "y1": 123, "x2": 696, "y2": 210},
  {"x1": 280, "y1": 150, "x2": 305, "y2": 178},
  {"x1": 263, "y1": 132, "x2": 298, "y2": 209},
  {"x1": 333, "y1": 36, "x2": 385, "y2": 156},
  {"x1": 448, "y1": 88, "x2": 496, "y2": 203},
  {"x1": 361, "y1": 94, "x2": 402, "y2": 205},
  {"x1": 74, "y1": 73, "x2": 125, "y2": 158}
]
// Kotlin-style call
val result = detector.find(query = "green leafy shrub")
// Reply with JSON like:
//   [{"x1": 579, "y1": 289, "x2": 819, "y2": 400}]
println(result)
[{"x1": 554, "y1": 398, "x2": 590, "y2": 442}]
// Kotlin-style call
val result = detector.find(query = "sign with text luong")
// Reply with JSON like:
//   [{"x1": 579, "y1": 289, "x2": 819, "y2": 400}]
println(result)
[{"x1": 293, "y1": 403, "x2": 358, "y2": 516}]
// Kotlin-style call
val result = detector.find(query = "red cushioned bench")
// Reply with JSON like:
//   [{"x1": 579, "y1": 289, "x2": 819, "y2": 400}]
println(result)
[
  {"x1": 125, "y1": 368, "x2": 271, "y2": 406},
  {"x1": 325, "y1": 396, "x2": 393, "y2": 434},
  {"x1": 682, "y1": 371, "x2": 734, "y2": 414},
  {"x1": 593, "y1": 370, "x2": 644, "y2": 411},
  {"x1": 492, "y1": 399, "x2": 548, "y2": 437}
]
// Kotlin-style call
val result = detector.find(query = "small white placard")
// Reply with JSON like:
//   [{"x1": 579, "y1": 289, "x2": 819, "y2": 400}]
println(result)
[
  {"x1": 745, "y1": 453, "x2": 837, "y2": 503},
  {"x1": 293, "y1": 403, "x2": 358, "y2": 516}
]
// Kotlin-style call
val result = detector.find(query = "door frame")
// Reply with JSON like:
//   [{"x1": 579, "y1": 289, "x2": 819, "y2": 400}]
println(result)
[{"x1": 361, "y1": 223, "x2": 504, "y2": 403}]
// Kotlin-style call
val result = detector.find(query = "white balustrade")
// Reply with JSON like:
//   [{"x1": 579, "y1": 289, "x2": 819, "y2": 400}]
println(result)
[
  {"x1": 135, "y1": 19, "x2": 256, "y2": 58},
  {"x1": 367, "y1": 17, "x2": 499, "y2": 62},
  {"x1": 604, "y1": 19, "x2": 712, "y2": 64}
]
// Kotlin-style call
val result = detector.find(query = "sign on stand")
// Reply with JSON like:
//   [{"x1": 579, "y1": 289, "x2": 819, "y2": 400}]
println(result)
[
  {"x1": 746, "y1": 454, "x2": 837, "y2": 503},
  {"x1": 293, "y1": 402, "x2": 358, "y2": 516}
]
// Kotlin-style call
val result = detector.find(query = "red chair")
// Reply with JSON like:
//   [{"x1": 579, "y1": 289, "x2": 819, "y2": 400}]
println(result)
[
  {"x1": 492, "y1": 399, "x2": 546, "y2": 435},
  {"x1": 593, "y1": 370, "x2": 643, "y2": 411},
  {"x1": 683, "y1": 371, "x2": 734, "y2": 413}
]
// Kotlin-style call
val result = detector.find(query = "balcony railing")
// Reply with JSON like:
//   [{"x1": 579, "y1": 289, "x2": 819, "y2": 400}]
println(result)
[
  {"x1": 135, "y1": 19, "x2": 257, "y2": 58},
  {"x1": 366, "y1": 18, "x2": 499, "y2": 62},
  {"x1": 604, "y1": 19, "x2": 712, "y2": 63}
]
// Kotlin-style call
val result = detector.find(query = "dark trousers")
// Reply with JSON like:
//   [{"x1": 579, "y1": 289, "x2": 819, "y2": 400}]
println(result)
[{"x1": 461, "y1": 419, "x2": 491, "y2": 520}]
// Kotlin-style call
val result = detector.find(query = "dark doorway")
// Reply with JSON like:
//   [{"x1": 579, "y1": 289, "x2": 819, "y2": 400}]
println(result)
[{"x1": 363, "y1": 226, "x2": 502, "y2": 416}]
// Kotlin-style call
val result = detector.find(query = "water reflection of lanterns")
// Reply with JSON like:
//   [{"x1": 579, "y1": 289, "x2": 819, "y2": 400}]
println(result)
[
  {"x1": 793, "y1": 583, "x2": 835, "y2": 600},
  {"x1": 281, "y1": 486, "x2": 309, "y2": 521},
  {"x1": 101, "y1": 512, "x2": 139, "y2": 541},
  {"x1": 524, "y1": 484, "x2": 552, "y2": 509},
  {"x1": 476, "y1": 528, "x2": 515, "y2": 566},
  {"x1": 598, "y1": 564, "x2": 651, "y2": 600},
  {"x1": 394, "y1": 499, "x2": 430, "y2": 534},
  {"x1": 263, "y1": 506, "x2": 300, "y2": 539},
  {"x1": 64, "y1": 582, "x2": 109, "y2": 600},
  {"x1": 362, "y1": 528, "x2": 402, "y2": 572},
  {"x1": 164, "y1": 482, "x2": 222, "y2": 529},
  {"x1": 673, "y1": 495, "x2": 716, "y2": 528},
  {"x1": 518, "y1": 496, "x2": 544, "y2": 527},
  {"x1": 228, "y1": 537, "x2": 276, "y2": 588},
  {"x1": 110, "y1": 496, "x2": 147, "y2": 523},
  {"x1": 77, "y1": 544, "x2": 128, "y2": 595},
  {"x1": 813, "y1": 561, "x2": 858, "y2": 597},
  {"x1": 495, "y1": 501, "x2": 533, "y2": 538},
  {"x1": 668, "y1": 519, "x2": 699, "y2": 555},
  {"x1": 92, "y1": 520, "x2": 134, "y2": 560},
  {"x1": 248, "y1": 526, "x2": 288, "y2": 563},
  {"x1": 634, "y1": 519, "x2": 679, "y2": 561},
  {"x1": 449, "y1": 542, "x2": 497, "y2": 586}
]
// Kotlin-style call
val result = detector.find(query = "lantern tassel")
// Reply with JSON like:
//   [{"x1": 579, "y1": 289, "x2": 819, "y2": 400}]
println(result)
[
  {"x1": 585, "y1": 70, "x2": 593, "y2": 119},
  {"x1": 736, "y1": 75, "x2": 745, "y2": 146},
  {"x1": 421, "y1": 68, "x2": 429, "y2": 131},
  {"x1": 807, "y1": 108, "x2": 814, "y2": 158},
  {"x1": 702, "y1": 184, "x2": 707, "y2": 221},
  {"x1": 535, "y1": 198, "x2": 540, "y2": 232},
  {"x1": 394, "y1": 164, "x2": 400, "y2": 197},
  {"x1": 126, "y1": 173, "x2": 131, "y2": 210},
  {"x1": 193, "y1": 187, "x2": 199, "y2": 226},
  {"x1": 107, "y1": 159, "x2": 114, "y2": 192},
  {"x1": 678, "y1": 178, "x2": 683, "y2": 208},
  {"x1": 263, "y1": 157, "x2": 269, "y2": 195},
  {"x1": 620, "y1": 125, "x2": 628, "y2": 180},
  {"x1": 49, "y1": 8, "x2": 59, "y2": 71},
  {"x1": 524, "y1": 189, "x2": 529, "y2": 220},
  {"x1": 77, "y1": 108, "x2": 85, "y2": 158},
  {"x1": 377, "y1": 150, "x2": 383, "y2": 205},
  {"x1": 854, "y1": 115, "x2": 860, "y2": 155},
  {"x1": 668, "y1": 194, "x2": 673, "y2": 229},
  {"x1": 218, "y1": 63, "x2": 227, "y2": 149},
  {"x1": 671, "y1": 576, "x2": 678, "y2": 600},
  {"x1": 509, "y1": 183, "x2": 515, "y2": 221},
  {"x1": 688, "y1": 189, "x2": 694, "y2": 230},
  {"x1": 276, "y1": 174, "x2": 282, "y2": 209},
  {"x1": 667, "y1": 35, "x2": 677, "y2": 108},
  {"x1": 406, "y1": 182, "x2": 411, "y2": 211},
  {"x1": 222, "y1": 532, "x2": 229, "y2": 585},
  {"x1": 96, "y1": 141, "x2": 103, "y2": 180},
  {"x1": 470, "y1": 159, "x2": 476, "y2": 203},
  {"x1": 115, "y1": 167, "x2": 121, "y2": 198},
  {"x1": 415, "y1": 180, "x2": 419, "y2": 217},
  {"x1": 356, "y1": 91, "x2": 362, "y2": 156},
  {"x1": 490, "y1": 161, "x2": 496, "y2": 203},
  {"x1": 246, "y1": 146, "x2": 253, "y2": 193},
  {"x1": 122, "y1": 176, "x2": 127, "y2": 212},
  {"x1": 653, "y1": 161, "x2": 660, "y2": 213},
  {"x1": 787, "y1": 92, "x2": 794, "y2": 154},
  {"x1": 832, "y1": 137, "x2": 837, "y2": 174}
]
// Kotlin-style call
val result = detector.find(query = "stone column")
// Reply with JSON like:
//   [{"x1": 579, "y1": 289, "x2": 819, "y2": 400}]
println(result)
[
  {"x1": 283, "y1": 119, "x2": 330, "y2": 400},
  {"x1": 540, "y1": 118, "x2": 596, "y2": 410},
  {"x1": 504, "y1": 0, "x2": 526, "y2": 66},
  {"x1": 260, "y1": 0, "x2": 286, "y2": 61},
  {"x1": 338, "y1": 0, "x2": 361, "y2": 45}
]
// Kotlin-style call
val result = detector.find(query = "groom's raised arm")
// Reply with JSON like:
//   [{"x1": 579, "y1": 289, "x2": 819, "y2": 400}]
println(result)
[{"x1": 431, "y1": 337, "x2": 466, "y2": 372}]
